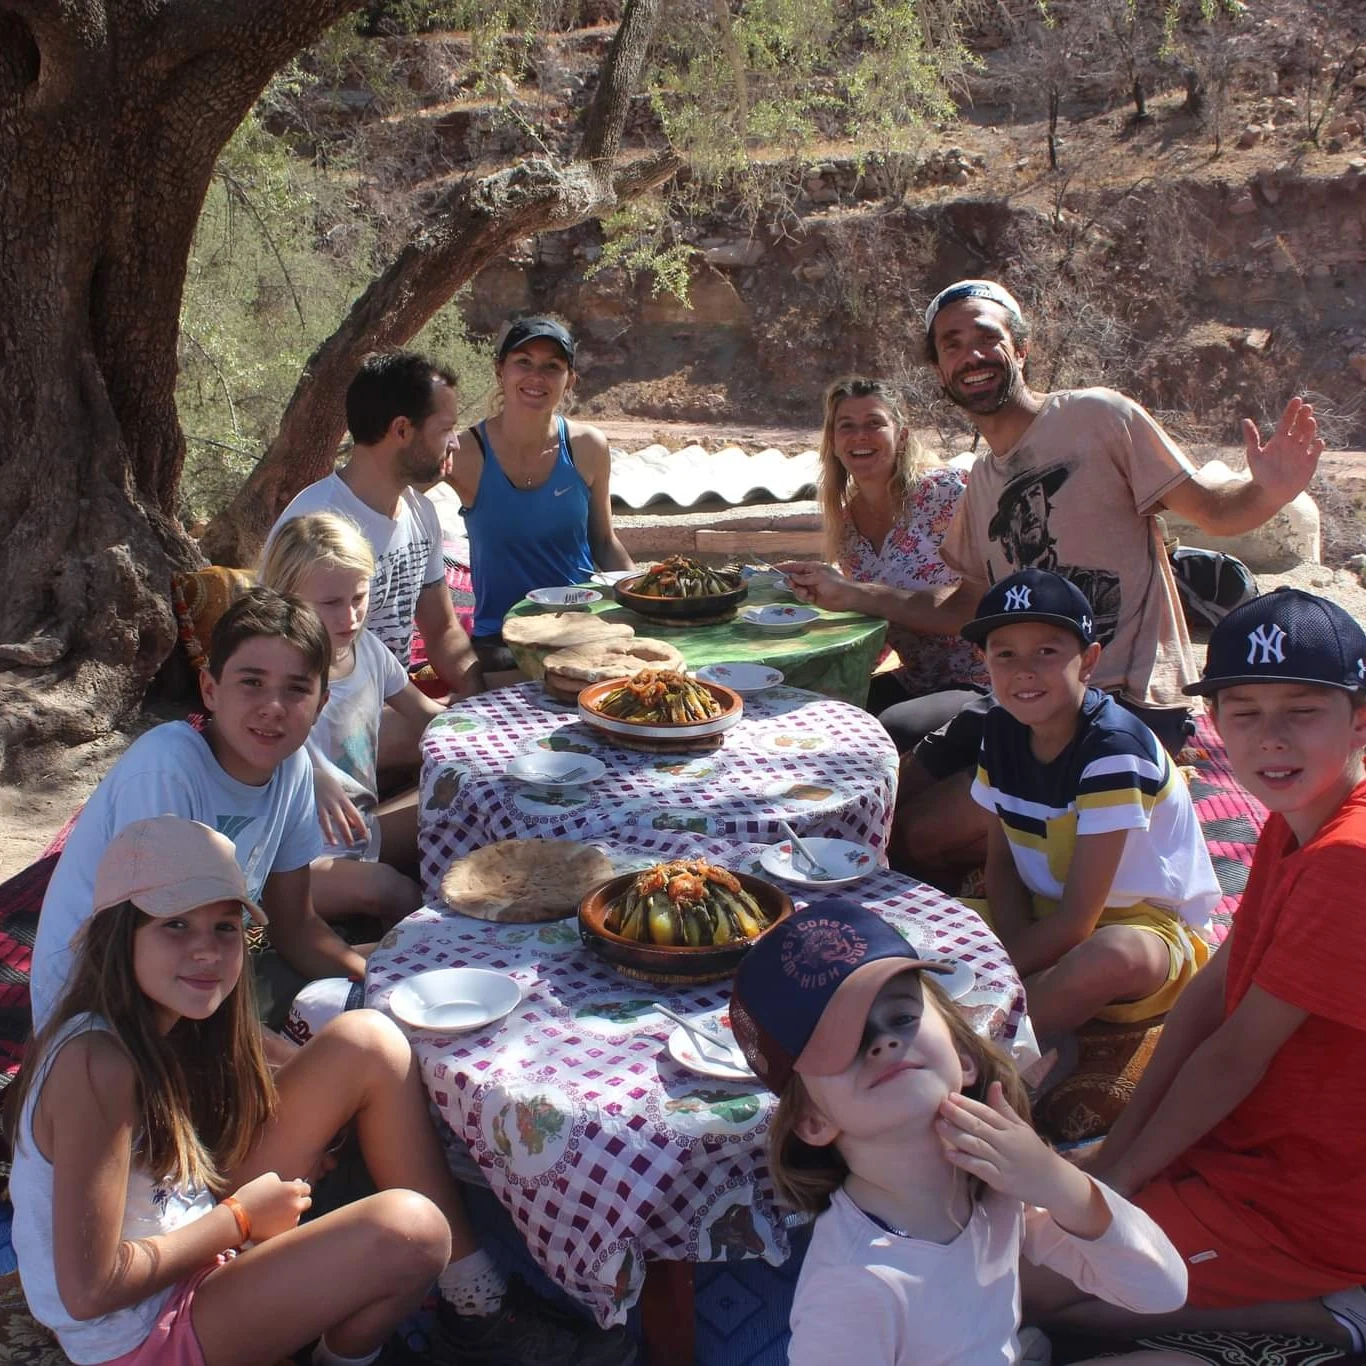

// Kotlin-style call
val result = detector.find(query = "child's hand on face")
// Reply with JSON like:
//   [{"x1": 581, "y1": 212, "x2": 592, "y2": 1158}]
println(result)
[
  {"x1": 313, "y1": 768, "x2": 369, "y2": 847},
  {"x1": 233, "y1": 1171, "x2": 313, "y2": 1242},
  {"x1": 937, "y1": 1081, "x2": 1080, "y2": 1214}
]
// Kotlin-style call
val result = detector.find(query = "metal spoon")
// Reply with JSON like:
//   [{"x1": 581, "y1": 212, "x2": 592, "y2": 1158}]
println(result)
[
  {"x1": 653, "y1": 1003, "x2": 751, "y2": 1072},
  {"x1": 778, "y1": 821, "x2": 833, "y2": 880}
]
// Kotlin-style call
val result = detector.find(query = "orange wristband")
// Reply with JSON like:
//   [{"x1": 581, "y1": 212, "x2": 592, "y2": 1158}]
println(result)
[{"x1": 221, "y1": 1195, "x2": 251, "y2": 1247}]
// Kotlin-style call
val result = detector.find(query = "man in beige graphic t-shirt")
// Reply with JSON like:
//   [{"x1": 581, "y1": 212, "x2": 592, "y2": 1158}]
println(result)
[{"x1": 783, "y1": 279, "x2": 1325, "y2": 885}]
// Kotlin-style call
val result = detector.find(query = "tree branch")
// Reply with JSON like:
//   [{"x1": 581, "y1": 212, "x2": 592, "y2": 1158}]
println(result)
[
  {"x1": 580, "y1": 0, "x2": 662, "y2": 170},
  {"x1": 611, "y1": 146, "x2": 684, "y2": 200},
  {"x1": 217, "y1": 168, "x2": 307, "y2": 330}
]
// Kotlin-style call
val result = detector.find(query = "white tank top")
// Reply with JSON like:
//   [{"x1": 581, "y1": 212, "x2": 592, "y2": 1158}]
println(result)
[{"x1": 9, "y1": 1013, "x2": 216, "y2": 1364}]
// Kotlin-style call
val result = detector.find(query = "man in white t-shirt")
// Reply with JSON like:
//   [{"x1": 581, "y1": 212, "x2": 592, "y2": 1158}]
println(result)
[
  {"x1": 784, "y1": 279, "x2": 1325, "y2": 886},
  {"x1": 268, "y1": 352, "x2": 481, "y2": 695}
]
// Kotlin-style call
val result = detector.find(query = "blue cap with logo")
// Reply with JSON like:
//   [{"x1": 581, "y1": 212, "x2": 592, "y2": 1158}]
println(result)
[
  {"x1": 960, "y1": 567, "x2": 1098, "y2": 648},
  {"x1": 1183, "y1": 587, "x2": 1366, "y2": 697},
  {"x1": 729, "y1": 900, "x2": 952, "y2": 1095}
]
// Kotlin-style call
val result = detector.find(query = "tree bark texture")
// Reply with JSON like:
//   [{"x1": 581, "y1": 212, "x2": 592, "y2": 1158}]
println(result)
[
  {"x1": 0, "y1": 0, "x2": 363, "y2": 777},
  {"x1": 200, "y1": 0, "x2": 677, "y2": 569}
]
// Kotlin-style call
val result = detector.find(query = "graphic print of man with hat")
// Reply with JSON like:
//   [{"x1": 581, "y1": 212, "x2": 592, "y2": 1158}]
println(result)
[{"x1": 987, "y1": 461, "x2": 1122, "y2": 646}]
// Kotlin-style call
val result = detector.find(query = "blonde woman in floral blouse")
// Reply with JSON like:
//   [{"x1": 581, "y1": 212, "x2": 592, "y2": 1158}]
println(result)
[{"x1": 789, "y1": 377, "x2": 988, "y2": 750}]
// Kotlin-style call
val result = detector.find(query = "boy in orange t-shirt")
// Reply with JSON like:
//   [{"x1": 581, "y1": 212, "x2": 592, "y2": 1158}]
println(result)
[{"x1": 1027, "y1": 588, "x2": 1366, "y2": 1353}]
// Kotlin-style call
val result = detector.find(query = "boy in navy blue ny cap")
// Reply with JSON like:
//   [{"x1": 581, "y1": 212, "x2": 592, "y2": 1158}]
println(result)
[
  {"x1": 1071, "y1": 589, "x2": 1366, "y2": 1347},
  {"x1": 730, "y1": 899, "x2": 1185, "y2": 1364},
  {"x1": 962, "y1": 568, "x2": 1219, "y2": 1042}
]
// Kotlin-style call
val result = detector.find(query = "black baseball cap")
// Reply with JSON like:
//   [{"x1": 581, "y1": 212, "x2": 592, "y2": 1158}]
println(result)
[
  {"x1": 961, "y1": 568, "x2": 1098, "y2": 648},
  {"x1": 1183, "y1": 587, "x2": 1366, "y2": 697},
  {"x1": 729, "y1": 900, "x2": 952, "y2": 1095},
  {"x1": 497, "y1": 317, "x2": 576, "y2": 366}
]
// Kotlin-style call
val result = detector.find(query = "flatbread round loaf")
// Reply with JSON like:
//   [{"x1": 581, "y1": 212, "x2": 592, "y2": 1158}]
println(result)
[
  {"x1": 543, "y1": 637, "x2": 685, "y2": 684},
  {"x1": 440, "y1": 839, "x2": 615, "y2": 923},
  {"x1": 501, "y1": 612, "x2": 636, "y2": 651}
]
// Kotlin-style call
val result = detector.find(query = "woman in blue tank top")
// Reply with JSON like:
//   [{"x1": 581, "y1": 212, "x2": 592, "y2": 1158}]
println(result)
[{"x1": 445, "y1": 317, "x2": 634, "y2": 672}]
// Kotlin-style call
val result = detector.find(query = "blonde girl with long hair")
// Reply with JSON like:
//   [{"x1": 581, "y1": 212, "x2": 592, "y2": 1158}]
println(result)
[
  {"x1": 730, "y1": 900, "x2": 1191, "y2": 1365},
  {"x1": 259, "y1": 512, "x2": 444, "y2": 926},
  {"x1": 5, "y1": 816, "x2": 457, "y2": 1366},
  {"x1": 786, "y1": 376, "x2": 988, "y2": 750}
]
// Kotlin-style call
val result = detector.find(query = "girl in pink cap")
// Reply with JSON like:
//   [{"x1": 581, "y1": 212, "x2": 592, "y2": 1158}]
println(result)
[
  {"x1": 731, "y1": 900, "x2": 1190, "y2": 1364},
  {"x1": 6, "y1": 815, "x2": 457, "y2": 1366}
]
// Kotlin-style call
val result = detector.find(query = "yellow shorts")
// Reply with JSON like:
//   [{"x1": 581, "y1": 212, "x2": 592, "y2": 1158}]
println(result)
[{"x1": 959, "y1": 896, "x2": 1212, "y2": 1024}]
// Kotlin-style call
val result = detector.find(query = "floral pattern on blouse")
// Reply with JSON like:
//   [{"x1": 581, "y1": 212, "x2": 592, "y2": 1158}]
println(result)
[{"x1": 838, "y1": 464, "x2": 989, "y2": 697}]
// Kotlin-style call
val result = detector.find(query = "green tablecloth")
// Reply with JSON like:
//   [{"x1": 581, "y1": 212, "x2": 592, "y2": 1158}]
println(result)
[{"x1": 504, "y1": 585, "x2": 888, "y2": 706}]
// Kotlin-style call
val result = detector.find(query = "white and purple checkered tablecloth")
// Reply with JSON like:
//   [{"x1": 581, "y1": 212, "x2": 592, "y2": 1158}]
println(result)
[
  {"x1": 366, "y1": 831, "x2": 1029, "y2": 1328},
  {"x1": 417, "y1": 682, "x2": 901, "y2": 900}
]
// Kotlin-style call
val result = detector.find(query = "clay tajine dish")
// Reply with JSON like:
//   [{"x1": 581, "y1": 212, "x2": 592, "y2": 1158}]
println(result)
[
  {"x1": 612, "y1": 571, "x2": 748, "y2": 623},
  {"x1": 578, "y1": 869, "x2": 794, "y2": 985}
]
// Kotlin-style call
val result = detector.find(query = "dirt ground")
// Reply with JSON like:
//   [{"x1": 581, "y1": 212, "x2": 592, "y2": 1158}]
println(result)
[{"x1": 2, "y1": 561, "x2": 1362, "y2": 884}]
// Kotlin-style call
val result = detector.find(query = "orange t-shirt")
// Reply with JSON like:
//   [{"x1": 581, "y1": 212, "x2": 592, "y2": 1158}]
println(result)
[{"x1": 1180, "y1": 781, "x2": 1366, "y2": 1281}]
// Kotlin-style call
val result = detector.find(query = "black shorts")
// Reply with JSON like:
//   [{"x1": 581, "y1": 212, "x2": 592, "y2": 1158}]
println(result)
[
  {"x1": 472, "y1": 633, "x2": 518, "y2": 674},
  {"x1": 912, "y1": 692, "x2": 1194, "y2": 781}
]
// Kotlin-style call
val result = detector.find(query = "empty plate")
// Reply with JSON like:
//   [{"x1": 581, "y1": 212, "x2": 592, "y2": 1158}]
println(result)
[
  {"x1": 934, "y1": 957, "x2": 976, "y2": 1001},
  {"x1": 740, "y1": 605, "x2": 819, "y2": 635},
  {"x1": 527, "y1": 587, "x2": 602, "y2": 607},
  {"x1": 759, "y1": 837, "x2": 877, "y2": 888},
  {"x1": 695, "y1": 663, "x2": 784, "y2": 694},
  {"x1": 590, "y1": 569, "x2": 639, "y2": 587},
  {"x1": 506, "y1": 752, "x2": 607, "y2": 787},
  {"x1": 666, "y1": 1009, "x2": 756, "y2": 1081},
  {"x1": 388, "y1": 968, "x2": 522, "y2": 1033}
]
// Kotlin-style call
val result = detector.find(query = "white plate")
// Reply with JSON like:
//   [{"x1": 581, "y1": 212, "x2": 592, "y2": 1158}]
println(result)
[
  {"x1": 590, "y1": 569, "x2": 639, "y2": 587},
  {"x1": 759, "y1": 837, "x2": 877, "y2": 888},
  {"x1": 388, "y1": 968, "x2": 522, "y2": 1034},
  {"x1": 695, "y1": 663, "x2": 785, "y2": 694},
  {"x1": 506, "y1": 752, "x2": 607, "y2": 787},
  {"x1": 666, "y1": 1011, "x2": 756, "y2": 1081},
  {"x1": 934, "y1": 957, "x2": 976, "y2": 1001},
  {"x1": 527, "y1": 587, "x2": 602, "y2": 607},
  {"x1": 740, "y1": 604, "x2": 819, "y2": 635}
]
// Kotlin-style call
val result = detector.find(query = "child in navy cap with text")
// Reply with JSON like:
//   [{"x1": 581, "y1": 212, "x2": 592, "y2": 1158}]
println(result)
[
  {"x1": 1051, "y1": 589, "x2": 1366, "y2": 1352},
  {"x1": 730, "y1": 900, "x2": 1186, "y2": 1365},
  {"x1": 963, "y1": 568, "x2": 1219, "y2": 1040}
]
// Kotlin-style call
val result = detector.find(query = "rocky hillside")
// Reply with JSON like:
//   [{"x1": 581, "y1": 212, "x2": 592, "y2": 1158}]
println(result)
[{"x1": 279, "y1": 2, "x2": 1366, "y2": 552}]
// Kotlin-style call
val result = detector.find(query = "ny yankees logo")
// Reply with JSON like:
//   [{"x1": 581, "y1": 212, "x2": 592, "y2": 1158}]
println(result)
[
  {"x1": 1081, "y1": 615, "x2": 1092, "y2": 637},
  {"x1": 1246, "y1": 623, "x2": 1287, "y2": 666},
  {"x1": 1358, "y1": 657, "x2": 1365, "y2": 682},
  {"x1": 1004, "y1": 585, "x2": 1031, "y2": 612}
]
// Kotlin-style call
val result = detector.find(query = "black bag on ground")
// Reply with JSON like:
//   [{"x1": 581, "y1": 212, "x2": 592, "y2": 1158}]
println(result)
[{"x1": 1169, "y1": 545, "x2": 1259, "y2": 628}]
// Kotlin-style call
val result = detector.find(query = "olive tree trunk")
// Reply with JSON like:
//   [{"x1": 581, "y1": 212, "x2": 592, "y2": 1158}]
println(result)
[{"x1": 0, "y1": 0, "x2": 366, "y2": 778}]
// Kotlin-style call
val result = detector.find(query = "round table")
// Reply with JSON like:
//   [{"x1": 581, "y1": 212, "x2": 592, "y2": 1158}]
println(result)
[
  {"x1": 365, "y1": 831, "x2": 1032, "y2": 1328},
  {"x1": 503, "y1": 582, "x2": 888, "y2": 707},
  {"x1": 416, "y1": 681, "x2": 900, "y2": 900}
]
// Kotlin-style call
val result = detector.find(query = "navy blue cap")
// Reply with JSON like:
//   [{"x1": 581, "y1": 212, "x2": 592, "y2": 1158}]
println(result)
[
  {"x1": 1184, "y1": 587, "x2": 1366, "y2": 697},
  {"x1": 961, "y1": 568, "x2": 1098, "y2": 648},
  {"x1": 497, "y1": 316, "x2": 576, "y2": 365},
  {"x1": 729, "y1": 900, "x2": 951, "y2": 1095}
]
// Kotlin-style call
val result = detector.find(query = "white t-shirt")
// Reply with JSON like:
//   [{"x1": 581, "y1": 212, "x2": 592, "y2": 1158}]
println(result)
[
  {"x1": 788, "y1": 1183, "x2": 1186, "y2": 1366},
  {"x1": 308, "y1": 629, "x2": 409, "y2": 860},
  {"x1": 268, "y1": 473, "x2": 446, "y2": 667},
  {"x1": 11, "y1": 1013, "x2": 215, "y2": 1363},
  {"x1": 32, "y1": 722, "x2": 321, "y2": 1030}
]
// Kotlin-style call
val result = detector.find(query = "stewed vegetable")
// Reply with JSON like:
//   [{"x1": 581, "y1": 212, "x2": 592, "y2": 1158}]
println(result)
[
  {"x1": 631, "y1": 556, "x2": 742, "y2": 598},
  {"x1": 593, "y1": 669, "x2": 723, "y2": 724},
  {"x1": 604, "y1": 859, "x2": 774, "y2": 946}
]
